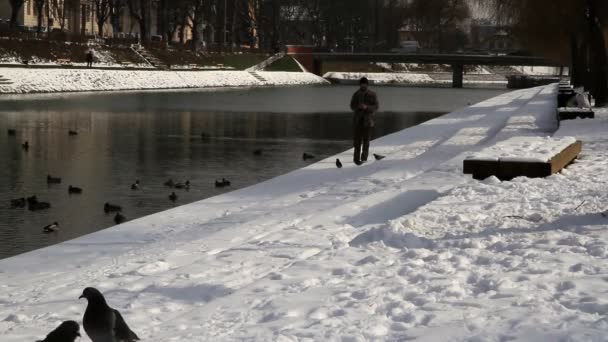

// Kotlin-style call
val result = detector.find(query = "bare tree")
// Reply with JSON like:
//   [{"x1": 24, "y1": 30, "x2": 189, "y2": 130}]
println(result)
[
  {"x1": 187, "y1": 0, "x2": 206, "y2": 51},
  {"x1": 480, "y1": 0, "x2": 607, "y2": 105},
  {"x1": 50, "y1": 0, "x2": 70, "y2": 31},
  {"x1": 8, "y1": 0, "x2": 25, "y2": 29},
  {"x1": 93, "y1": 0, "x2": 112, "y2": 35},
  {"x1": 34, "y1": 0, "x2": 47, "y2": 34},
  {"x1": 109, "y1": 0, "x2": 125, "y2": 35},
  {"x1": 127, "y1": 0, "x2": 151, "y2": 43}
]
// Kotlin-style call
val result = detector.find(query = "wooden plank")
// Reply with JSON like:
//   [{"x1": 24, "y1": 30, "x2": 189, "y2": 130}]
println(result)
[
  {"x1": 463, "y1": 141, "x2": 582, "y2": 181},
  {"x1": 549, "y1": 140, "x2": 582, "y2": 174}
]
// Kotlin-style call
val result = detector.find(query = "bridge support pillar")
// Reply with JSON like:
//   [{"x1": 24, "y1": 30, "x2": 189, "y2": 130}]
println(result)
[
  {"x1": 452, "y1": 64, "x2": 464, "y2": 88},
  {"x1": 313, "y1": 59, "x2": 323, "y2": 76}
]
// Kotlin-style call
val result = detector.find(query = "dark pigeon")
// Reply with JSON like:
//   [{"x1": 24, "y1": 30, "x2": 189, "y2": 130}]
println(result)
[
  {"x1": 373, "y1": 153, "x2": 386, "y2": 161},
  {"x1": 36, "y1": 320, "x2": 81, "y2": 342},
  {"x1": 80, "y1": 287, "x2": 139, "y2": 342},
  {"x1": 336, "y1": 159, "x2": 343, "y2": 169}
]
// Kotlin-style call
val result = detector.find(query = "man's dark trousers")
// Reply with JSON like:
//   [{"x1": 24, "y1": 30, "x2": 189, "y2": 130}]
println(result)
[{"x1": 354, "y1": 120, "x2": 372, "y2": 164}]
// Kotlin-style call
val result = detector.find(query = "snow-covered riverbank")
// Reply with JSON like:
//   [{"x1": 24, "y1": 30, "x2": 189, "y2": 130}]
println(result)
[
  {"x1": 0, "y1": 68, "x2": 328, "y2": 94},
  {"x1": 2, "y1": 84, "x2": 608, "y2": 341}
]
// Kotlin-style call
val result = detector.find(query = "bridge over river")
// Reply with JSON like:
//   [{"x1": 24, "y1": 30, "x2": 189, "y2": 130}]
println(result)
[{"x1": 289, "y1": 50, "x2": 563, "y2": 88}]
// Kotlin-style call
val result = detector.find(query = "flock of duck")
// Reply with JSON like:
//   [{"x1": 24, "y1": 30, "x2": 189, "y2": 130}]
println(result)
[
  {"x1": 7, "y1": 128, "x2": 240, "y2": 235},
  {"x1": 6, "y1": 127, "x2": 351, "y2": 236}
]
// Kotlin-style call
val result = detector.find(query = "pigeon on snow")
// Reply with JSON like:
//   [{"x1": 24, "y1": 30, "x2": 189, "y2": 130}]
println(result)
[
  {"x1": 80, "y1": 287, "x2": 140, "y2": 342},
  {"x1": 36, "y1": 320, "x2": 81, "y2": 342}
]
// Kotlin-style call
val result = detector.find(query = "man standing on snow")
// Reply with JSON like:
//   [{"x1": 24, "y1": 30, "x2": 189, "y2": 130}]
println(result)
[
  {"x1": 350, "y1": 77, "x2": 379, "y2": 165},
  {"x1": 86, "y1": 50, "x2": 94, "y2": 68}
]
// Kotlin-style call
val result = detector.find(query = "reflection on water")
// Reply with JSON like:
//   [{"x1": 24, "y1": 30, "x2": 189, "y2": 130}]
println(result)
[{"x1": 0, "y1": 85, "x2": 507, "y2": 259}]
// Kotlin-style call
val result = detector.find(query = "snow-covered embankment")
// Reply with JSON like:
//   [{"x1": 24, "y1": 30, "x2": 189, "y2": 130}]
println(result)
[
  {"x1": 0, "y1": 68, "x2": 328, "y2": 94},
  {"x1": 2, "y1": 84, "x2": 608, "y2": 341}
]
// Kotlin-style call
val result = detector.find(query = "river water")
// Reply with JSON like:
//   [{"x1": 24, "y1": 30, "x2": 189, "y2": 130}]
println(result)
[{"x1": 0, "y1": 85, "x2": 507, "y2": 259}]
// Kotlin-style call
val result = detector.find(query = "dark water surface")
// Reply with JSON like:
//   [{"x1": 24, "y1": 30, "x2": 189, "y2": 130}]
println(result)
[{"x1": 0, "y1": 85, "x2": 507, "y2": 259}]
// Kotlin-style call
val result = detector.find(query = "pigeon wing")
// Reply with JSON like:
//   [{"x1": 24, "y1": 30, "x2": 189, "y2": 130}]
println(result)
[{"x1": 113, "y1": 309, "x2": 140, "y2": 341}]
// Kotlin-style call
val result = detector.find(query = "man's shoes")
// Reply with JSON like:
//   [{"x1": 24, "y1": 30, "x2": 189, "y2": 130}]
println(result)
[{"x1": 354, "y1": 160, "x2": 362, "y2": 166}]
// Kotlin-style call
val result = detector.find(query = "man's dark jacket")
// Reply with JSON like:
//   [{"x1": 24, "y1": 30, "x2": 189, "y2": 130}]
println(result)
[{"x1": 350, "y1": 89, "x2": 379, "y2": 127}]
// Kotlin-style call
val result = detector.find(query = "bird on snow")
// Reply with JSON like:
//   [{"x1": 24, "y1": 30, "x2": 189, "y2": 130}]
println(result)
[
  {"x1": 43, "y1": 222, "x2": 59, "y2": 233},
  {"x1": 114, "y1": 213, "x2": 126, "y2": 225},
  {"x1": 336, "y1": 159, "x2": 343, "y2": 168},
  {"x1": 36, "y1": 320, "x2": 81, "y2": 342},
  {"x1": 169, "y1": 192, "x2": 178, "y2": 202},
  {"x1": 68, "y1": 185, "x2": 83, "y2": 194},
  {"x1": 131, "y1": 180, "x2": 140, "y2": 191},
  {"x1": 373, "y1": 153, "x2": 386, "y2": 161},
  {"x1": 79, "y1": 287, "x2": 140, "y2": 342}
]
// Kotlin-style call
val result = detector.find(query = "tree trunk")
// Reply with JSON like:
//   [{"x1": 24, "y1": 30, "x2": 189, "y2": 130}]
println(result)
[
  {"x1": 36, "y1": 1, "x2": 45, "y2": 34},
  {"x1": 98, "y1": 21, "x2": 104, "y2": 36},
  {"x1": 230, "y1": 0, "x2": 239, "y2": 51},
  {"x1": 588, "y1": 1, "x2": 607, "y2": 105},
  {"x1": 9, "y1": 1, "x2": 24, "y2": 29},
  {"x1": 191, "y1": 21, "x2": 200, "y2": 52},
  {"x1": 589, "y1": 28, "x2": 607, "y2": 105}
]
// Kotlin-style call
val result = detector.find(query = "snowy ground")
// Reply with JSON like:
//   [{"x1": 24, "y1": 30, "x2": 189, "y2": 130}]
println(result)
[
  {"x1": 324, "y1": 71, "x2": 508, "y2": 86},
  {"x1": 0, "y1": 68, "x2": 328, "y2": 94},
  {"x1": 2, "y1": 84, "x2": 608, "y2": 341}
]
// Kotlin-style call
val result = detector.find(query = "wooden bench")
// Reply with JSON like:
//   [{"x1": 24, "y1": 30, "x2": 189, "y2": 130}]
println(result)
[
  {"x1": 56, "y1": 59, "x2": 72, "y2": 65},
  {"x1": 464, "y1": 139, "x2": 582, "y2": 181},
  {"x1": 557, "y1": 107, "x2": 594, "y2": 121}
]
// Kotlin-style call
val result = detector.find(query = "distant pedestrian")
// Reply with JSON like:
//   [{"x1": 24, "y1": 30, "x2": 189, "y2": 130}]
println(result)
[
  {"x1": 350, "y1": 77, "x2": 379, "y2": 165},
  {"x1": 86, "y1": 50, "x2": 94, "y2": 68}
]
